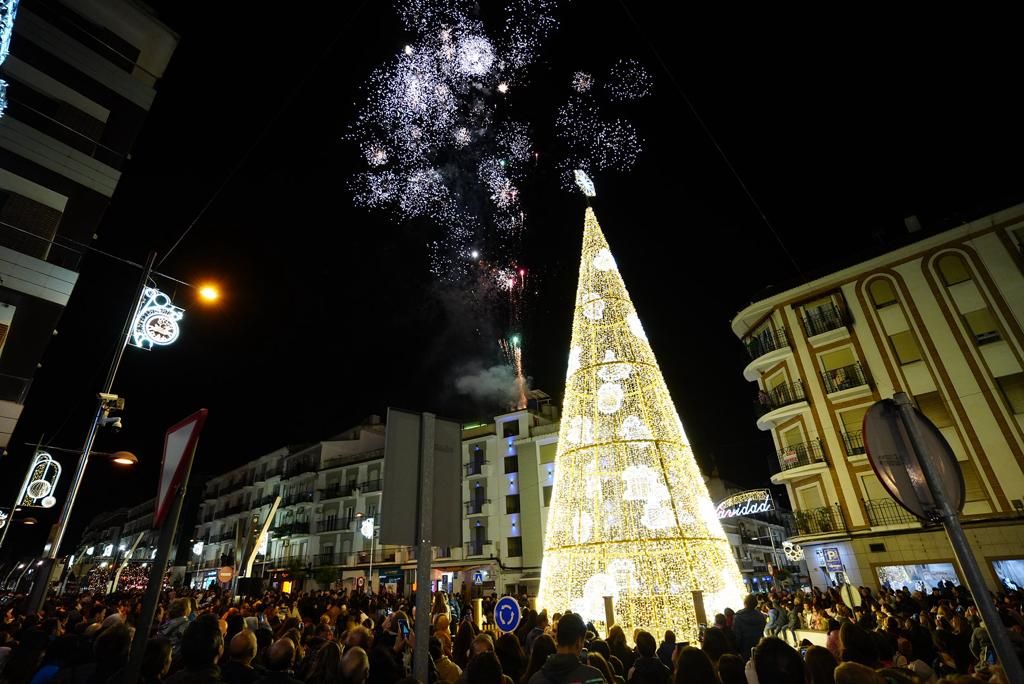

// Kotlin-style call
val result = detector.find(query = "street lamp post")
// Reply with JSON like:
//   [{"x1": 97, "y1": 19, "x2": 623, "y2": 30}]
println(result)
[{"x1": 357, "y1": 513, "x2": 375, "y2": 593}]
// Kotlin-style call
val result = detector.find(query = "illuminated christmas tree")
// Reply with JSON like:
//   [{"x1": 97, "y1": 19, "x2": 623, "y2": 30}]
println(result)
[{"x1": 537, "y1": 205, "x2": 745, "y2": 643}]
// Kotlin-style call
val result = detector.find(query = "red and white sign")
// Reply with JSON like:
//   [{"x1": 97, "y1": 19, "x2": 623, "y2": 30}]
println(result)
[{"x1": 155, "y1": 409, "x2": 208, "y2": 527}]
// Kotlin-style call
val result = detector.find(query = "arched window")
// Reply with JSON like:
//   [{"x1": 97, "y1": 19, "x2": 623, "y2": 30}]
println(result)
[
  {"x1": 868, "y1": 279, "x2": 898, "y2": 308},
  {"x1": 938, "y1": 254, "x2": 971, "y2": 286}
]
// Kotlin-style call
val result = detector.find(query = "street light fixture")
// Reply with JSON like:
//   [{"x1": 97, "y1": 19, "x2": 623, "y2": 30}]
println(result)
[
  {"x1": 111, "y1": 451, "x2": 138, "y2": 466},
  {"x1": 355, "y1": 512, "x2": 376, "y2": 593},
  {"x1": 198, "y1": 284, "x2": 220, "y2": 303}
]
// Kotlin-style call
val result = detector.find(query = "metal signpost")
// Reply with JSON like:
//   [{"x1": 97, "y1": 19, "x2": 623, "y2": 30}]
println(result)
[{"x1": 864, "y1": 393, "x2": 1023, "y2": 682}]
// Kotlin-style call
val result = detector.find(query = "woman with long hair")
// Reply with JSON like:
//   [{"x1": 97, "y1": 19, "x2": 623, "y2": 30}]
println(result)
[
  {"x1": 453, "y1": 617, "x2": 477, "y2": 669},
  {"x1": 520, "y1": 634, "x2": 556, "y2": 684},
  {"x1": 803, "y1": 645, "x2": 838, "y2": 684},
  {"x1": 305, "y1": 641, "x2": 344, "y2": 684},
  {"x1": 606, "y1": 626, "x2": 635, "y2": 674},
  {"x1": 672, "y1": 647, "x2": 719, "y2": 684},
  {"x1": 495, "y1": 633, "x2": 526, "y2": 684},
  {"x1": 587, "y1": 652, "x2": 620, "y2": 684},
  {"x1": 435, "y1": 614, "x2": 454, "y2": 658}
]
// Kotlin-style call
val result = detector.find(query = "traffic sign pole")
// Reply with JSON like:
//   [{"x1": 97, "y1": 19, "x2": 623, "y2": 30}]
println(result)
[{"x1": 893, "y1": 393, "x2": 1023, "y2": 682}]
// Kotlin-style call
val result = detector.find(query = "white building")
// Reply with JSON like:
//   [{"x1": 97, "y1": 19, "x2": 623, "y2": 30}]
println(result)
[{"x1": 730, "y1": 204, "x2": 1024, "y2": 593}]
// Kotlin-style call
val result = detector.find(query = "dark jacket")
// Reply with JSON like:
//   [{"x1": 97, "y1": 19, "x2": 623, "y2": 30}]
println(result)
[
  {"x1": 253, "y1": 670, "x2": 304, "y2": 684},
  {"x1": 655, "y1": 642, "x2": 674, "y2": 670},
  {"x1": 732, "y1": 607, "x2": 767, "y2": 661},
  {"x1": 164, "y1": 666, "x2": 225, "y2": 684},
  {"x1": 527, "y1": 654, "x2": 605, "y2": 684},
  {"x1": 526, "y1": 627, "x2": 546, "y2": 656},
  {"x1": 610, "y1": 642, "x2": 635, "y2": 675},
  {"x1": 627, "y1": 656, "x2": 670, "y2": 684},
  {"x1": 220, "y1": 661, "x2": 261, "y2": 684}
]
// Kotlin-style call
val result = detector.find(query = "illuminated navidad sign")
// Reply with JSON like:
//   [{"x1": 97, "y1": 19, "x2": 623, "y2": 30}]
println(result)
[
  {"x1": 17, "y1": 451, "x2": 61, "y2": 509},
  {"x1": 715, "y1": 489, "x2": 774, "y2": 519},
  {"x1": 130, "y1": 288, "x2": 184, "y2": 350}
]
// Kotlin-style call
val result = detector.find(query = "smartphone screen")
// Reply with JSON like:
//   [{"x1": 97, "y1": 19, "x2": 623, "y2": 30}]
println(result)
[{"x1": 398, "y1": 619, "x2": 410, "y2": 637}]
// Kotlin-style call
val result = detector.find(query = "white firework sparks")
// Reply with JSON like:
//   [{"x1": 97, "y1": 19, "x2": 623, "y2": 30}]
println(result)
[{"x1": 606, "y1": 58, "x2": 655, "y2": 102}]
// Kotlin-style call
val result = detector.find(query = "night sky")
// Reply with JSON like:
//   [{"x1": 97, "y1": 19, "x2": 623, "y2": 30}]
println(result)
[{"x1": 3, "y1": 4, "x2": 1022, "y2": 556}]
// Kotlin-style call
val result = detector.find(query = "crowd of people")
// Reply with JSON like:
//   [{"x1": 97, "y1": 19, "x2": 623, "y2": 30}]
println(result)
[{"x1": 0, "y1": 579, "x2": 1019, "y2": 684}]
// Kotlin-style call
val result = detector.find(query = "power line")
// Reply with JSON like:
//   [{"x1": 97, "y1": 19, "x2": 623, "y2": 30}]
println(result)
[
  {"x1": 157, "y1": 1, "x2": 371, "y2": 268},
  {"x1": 615, "y1": 1, "x2": 802, "y2": 274}
]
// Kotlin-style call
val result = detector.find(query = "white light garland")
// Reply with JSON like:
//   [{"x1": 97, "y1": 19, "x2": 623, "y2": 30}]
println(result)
[
  {"x1": 596, "y1": 382, "x2": 624, "y2": 414},
  {"x1": 581, "y1": 292, "x2": 605, "y2": 321}
]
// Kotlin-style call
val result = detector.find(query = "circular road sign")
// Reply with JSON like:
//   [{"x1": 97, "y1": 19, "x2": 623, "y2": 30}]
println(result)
[
  {"x1": 217, "y1": 566, "x2": 235, "y2": 583},
  {"x1": 494, "y1": 596, "x2": 522, "y2": 633}
]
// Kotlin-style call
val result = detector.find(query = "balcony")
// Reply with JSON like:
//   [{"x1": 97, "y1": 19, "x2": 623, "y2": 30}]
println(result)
[
  {"x1": 755, "y1": 380, "x2": 809, "y2": 429},
  {"x1": 864, "y1": 498, "x2": 919, "y2": 527},
  {"x1": 319, "y1": 484, "x2": 355, "y2": 500},
  {"x1": 315, "y1": 518, "x2": 347, "y2": 533},
  {"x1": 281, "y1": 491, "x2": 315, "y2": 507},
  {"x1": 465, "y1": 540, "x2": 492, "y2": 557},
  {"x1": 793, "y1": 504, "x2": 846, "y2": 537},
  {"x1": 359, "y1": 479, "x2": 383, "y2": 493},
  {"x1": 273, "y1": 521, "x2": 310, "y2": 536},
  {"x1": 801, "y1": 304, "x2": 848, "y2": 338},
  {"x1": 777, "y1": 439, "x2": 827, "y2": 472},
  {"x1": 821, "y1": 362, "x2": 871, "y2": 395},
  {"x1": 742, "y1": 328, "x2": 792, "y2": 380},
  {"x1": 256, "y1": 495, "x2": 279, "y2": 508},
  {"x1": 283, "y1": 460, "x2": 318, "y2": 479},
  {"x1": 843, "y1": 430, "x2": 865, "y2": 457},
  {"x1": 465, "y1": 499, "x2": 491, "y2": 516},
  {"x1": 465, "y1": 459, "x2": 489, "y2": 477}
]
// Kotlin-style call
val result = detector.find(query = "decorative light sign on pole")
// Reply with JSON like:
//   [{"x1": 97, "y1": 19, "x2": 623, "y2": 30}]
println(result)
[
  {"x1": 129, "y1": 288, "x2": 184, "y2": 350},
  {"x1": 17, "y1": 451, "x2": 62, "y2": 509},
  {"x1": 0, "y1": 0, "x2": 21, "y2": 117},
  {"x1": 715, "y1": 489, "x2": 774, "y2": 519}
]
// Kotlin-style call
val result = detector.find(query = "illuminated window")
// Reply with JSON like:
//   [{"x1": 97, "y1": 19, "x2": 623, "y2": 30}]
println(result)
[
  {"x1": 889, "y1": 331, "x2": 923, "y2": 364},
  {"x1": 959, "y1": 460, "x2": 987, "y2": 502},
  {"x1": 938, "y1": 254, "x2": 971, "y2": 286},
  {"x1": 868, "y1": 280, "x2": 898, "y2": 308},
  {"x1": 962, "y1": 308, "x2": 1002, "y2": 346},
  {"x1": 915, "y1": 392, "x2": 953, "y2": 429},
  {"x1": 507, "y1": 537, "x2": 523, "y2": 557},
  {"x1": 996, "y1": 374, "x2": 1024, "y2": 415}
]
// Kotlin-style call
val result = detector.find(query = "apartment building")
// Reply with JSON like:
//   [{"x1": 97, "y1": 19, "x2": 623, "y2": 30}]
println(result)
[
  {"x1": 730, "y1": 204, "x2": 1024, "y2": 593},
  {"x1": 0, "y1": 0, "x2": 177, "y2": 448}
]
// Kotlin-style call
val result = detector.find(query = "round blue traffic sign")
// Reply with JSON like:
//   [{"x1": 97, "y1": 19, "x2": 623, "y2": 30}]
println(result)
[{"x1": 494, "y1": 596, "x2": 521, "y2": 633}]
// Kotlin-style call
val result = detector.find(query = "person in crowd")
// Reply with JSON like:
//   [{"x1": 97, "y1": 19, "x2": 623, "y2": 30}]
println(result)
[
  {"x1": 465, "y1": 652, "x2": 505, "y2": 684},
  {"x1": 253, "y1": 639, "x2": 302, "y2": 684},
  {"x1": 494, "y1": 634, "x2": 525, "y2": 684},
  {"x1": 520, "y1": 634, "x2": 555, "y2": 684},
  {"x1": 341, "y1": 646, "x2": 369, "y2": 684},
  {"x1": 160, "y1": 600, "x2": 193, "y2": 658},
  {"x1": 627, "y1": 631, "x2": 669, "y2": 684},
  {"x1": 713, "y1": 654, "x2": 744, "y2": 684},
  {"x1": 526, "y1": 613, "x2": 604, "y2": 684},
  {"x1": 699, "y1": 627, "x2": 733, "y2": 666},
  {"x1": 431, "y1": 636, "x2": 462, "y2": 684},
  {"x1": 606, "y1": 626, "x2": 634, "y2": 675},
  {"x1": 838, "y1": 623, "x2": 878, "y2": 669},
  {"x1": 219, "y1": 630, "x2": 260, "y2": 684},
  {"x1": 435, "y1": 614, "x2": 454, "y2": 658},
  {"x1": 586, "y1": 653, "x2": 620, "y2": 684},
  {"x1": 304, "y1": 641, "x2": 343, "y2": 684},
  {"x1": 832, "y1": 662, "x2": 882, "y2": 684},
  {"x1": 140, "y1": 637, "x2": 173, "y2": 684},
  {"x1": 453, "y1": 619, "x2": 476, "y2": 670},
  {"x1": 655, "y1": 632, "x2": 674, "y2": 670},
  {"x1": 803, "y1": 646, "x2": 838, "y2": 684},
  {"x1": 165, "y1": 614, "x2": 225, "y2": 684},
  {"x1": 731, "y1": 595, "x2": 766, "y2": 663},
  {"x1": 525, "y1": 613, "x2": 548, "y2": 657},
  {"x1": 750, "y1": 637, "x2": 803, "y2": 684},
  {"x1": 672, "y1": 647, "x2": 718, "y2": 684}
]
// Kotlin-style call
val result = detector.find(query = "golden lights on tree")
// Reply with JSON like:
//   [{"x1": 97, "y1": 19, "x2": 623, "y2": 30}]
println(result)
[{"x1": 537, "y1": 208, "x2": 745, "y2": 643}]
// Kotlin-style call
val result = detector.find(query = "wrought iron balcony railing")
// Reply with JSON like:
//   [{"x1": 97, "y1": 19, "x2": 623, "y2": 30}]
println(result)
[
  {"x1": 843, "y1": 430, "x2": 865, "y2": 456},
  {"x1": 821, "y1": 362, "x2": 870, "y2": 394},
  {"x1": 743, "y1": 328, "x2": 790, "y2": 361},
  {"x1": 777, "y1": 439, "x2": 826, "y2": 471},
  {"x1": 801, "y1": 304, "x2": 848, "y2": 337},
  {"x1": 793, "y1": 504, "x2": 846, "y2": 536},
  {"x1": 864, "y1": 498, "x2": 918, "y2": 527},
  {"x1": 755, "y1": 380, "x2": 808, "y2": 416}
]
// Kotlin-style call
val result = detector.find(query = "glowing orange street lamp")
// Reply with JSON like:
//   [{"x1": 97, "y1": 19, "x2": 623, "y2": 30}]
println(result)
[{"x1": 198, "y1": 284, "x2": 220, "y2": 303}]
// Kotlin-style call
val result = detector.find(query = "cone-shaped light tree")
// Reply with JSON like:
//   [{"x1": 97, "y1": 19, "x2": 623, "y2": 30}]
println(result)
[{"x1": 537, "y1": 206, "x2": 745, "y2": 642}]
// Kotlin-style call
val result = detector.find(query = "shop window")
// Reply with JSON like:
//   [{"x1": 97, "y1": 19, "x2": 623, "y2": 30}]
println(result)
[
  {"x1": 507, "y1": 537, "x2": 523, "y2": 557},
  {"x1": 868, "y1": 280, "x2": 898, "y2": 308},
  {"x1": 915, "y1": 392, "x2": 953, "y2": 429},
  {"x1": 889, "y1": 331, "x2": 923, "y2": 365},
  {"x1": 938, "y1": 254, "x2": 971, "y2": 286},
  {"x1": 996, "y1": 374, "x2": 1024, "y2": 415},
  {"x1": 962, "y1": 309, "x2": 1002, "y2": 346}
]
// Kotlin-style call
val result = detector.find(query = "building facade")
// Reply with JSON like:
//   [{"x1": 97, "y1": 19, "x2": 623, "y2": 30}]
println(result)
[
  {"x1": 0, "y1": 0, "x2": 177, "y2": 448},
  {"x1": 731, "y1": 204, "x2": 1024, "y2": 593}
]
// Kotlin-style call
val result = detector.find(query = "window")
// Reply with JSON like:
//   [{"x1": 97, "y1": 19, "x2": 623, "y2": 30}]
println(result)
[
  {"x1": 368, "y1": 503, "x2": 377, "y2": 518},
  {"x1": 543, "y1": 486, "x2": 553, "y2": 507},
  {"x1": 766, "y1": 373, "x2": 787, "y2": 391},
  {"x1": 781, "y1": 426, "x2": 803, "y2": 448},
  {"x1": 796, "y1": 485, "x2": 824, "y2": 511},
  {"x1": 915, "y1": 392, "x2": 953, "y2": 429},
  {"x1": 504, "y1": 455, "x2": 519, "y2": 474},
  {"x1": 959, "y1": 460, "x2": 987, "y2": 502},
  {"x1": 820, "y1": 348, "x2": 856, "y2": 371},
  {"x1": 507, "y1": 537, "x2": 523, "y2": 557},
  {"x1": 840, "y1": 406, "x2": 868, "y2": 455},
  {"x1": 996, "y1": 374, "x2": 1024, "y2": 415},
  {"x1": 502, "y1": 420, "x2": 520, "y2": 438},
  {"x1": 869, "y1": 280, "x2": 898, "y2": 308},
  {"x1": 962, "y1": 309, "x2": 1002, "y2": 346},
  {"x1": 506, "y1": 494, "x2": 520, "y2": 514},
  {"x1": 889, "y1": 331, "x2": 923, "y2": 364},
  {"x1": 938, "y1": 254, "x2": 971, "y2": 286}
]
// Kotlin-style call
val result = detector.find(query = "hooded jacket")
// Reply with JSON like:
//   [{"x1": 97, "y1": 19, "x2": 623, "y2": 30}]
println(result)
[{"x1": 527, "y1": 654, "x2": 605, "y2": 684}]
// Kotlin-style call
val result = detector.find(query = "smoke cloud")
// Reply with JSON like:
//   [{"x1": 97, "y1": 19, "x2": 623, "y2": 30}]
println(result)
[{"x1": 454, "y1": 363, "x2": 528, "y2": 407}]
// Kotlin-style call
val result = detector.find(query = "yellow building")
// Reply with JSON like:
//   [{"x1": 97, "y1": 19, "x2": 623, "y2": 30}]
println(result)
[{"x1": 730, "y1": 205, "x2": 1024, "y2": 593}]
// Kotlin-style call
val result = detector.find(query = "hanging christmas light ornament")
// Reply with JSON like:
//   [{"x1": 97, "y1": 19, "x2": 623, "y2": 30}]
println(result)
[{"x1": 537, "y1": 207, "x2": 745, "y2": 643}]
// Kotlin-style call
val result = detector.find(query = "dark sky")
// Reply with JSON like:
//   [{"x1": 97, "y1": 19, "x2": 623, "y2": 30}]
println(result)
[{"x1": 3, "y1": 4, "x2": 1023, "y2": 556}]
